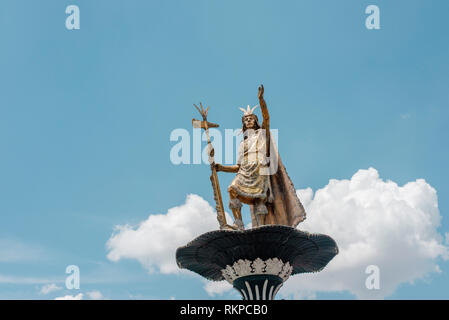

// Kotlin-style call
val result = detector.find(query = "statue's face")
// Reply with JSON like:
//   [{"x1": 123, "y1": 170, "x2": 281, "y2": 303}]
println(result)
[{"x1": 243, "y1": 115, "x2": 257, "y2": 129}]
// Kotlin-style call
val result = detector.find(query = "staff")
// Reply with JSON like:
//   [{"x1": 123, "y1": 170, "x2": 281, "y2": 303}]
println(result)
[{"x1": 193, "y1": 103, "x2": 235, "y2": 230}]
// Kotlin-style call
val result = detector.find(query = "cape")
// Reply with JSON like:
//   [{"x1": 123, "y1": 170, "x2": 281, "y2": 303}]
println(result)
[{"x1": 249, "y1": 136, "x2": 306, "y2": 228}]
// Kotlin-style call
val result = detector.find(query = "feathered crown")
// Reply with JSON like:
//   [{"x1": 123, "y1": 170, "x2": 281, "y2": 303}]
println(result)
[{"x1": 239, "y1": 105, "x2": 258, "y2": 116}]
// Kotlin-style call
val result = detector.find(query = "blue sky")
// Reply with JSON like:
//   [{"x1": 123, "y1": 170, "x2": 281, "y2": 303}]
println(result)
[{"x1": 0, "y1": 0, "x2": 448, "y2": 299}]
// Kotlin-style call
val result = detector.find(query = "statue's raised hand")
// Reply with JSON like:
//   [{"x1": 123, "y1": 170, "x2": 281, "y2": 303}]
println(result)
[{"x1": 258, "y1": 84, "x2": 264, "y2": 100}]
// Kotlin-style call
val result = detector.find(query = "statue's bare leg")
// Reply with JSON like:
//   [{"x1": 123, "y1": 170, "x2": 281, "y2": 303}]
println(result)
[
  {"x1": 256, "y1": 214, "x2": 266, "y2": 226},
  {"x1": 255, "y1": 199, "x2": 268, "y2": 227},
  {"x1": 228, "y1": 187, "x2": 244, "y2": 230}
]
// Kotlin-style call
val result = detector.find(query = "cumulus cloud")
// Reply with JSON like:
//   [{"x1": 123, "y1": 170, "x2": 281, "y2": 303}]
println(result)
[
  {"x1": 40, "y1": 283, "x2": 62, "y2": 295},
  {"x1": 280, "y1": 168, "x2": 448, "y2": 299},
  {"x1": 203, "y1": 280, "x2": 233, "y2": 297},
  {"x1": 86, "y1": 290, "x2": 104, "y2": 300},
  {"x1": 53, "y1": 290, "x2": 103, "y2": 300},
  {"x1": 105, "y1": 168, "x2": 448, "y2": 299},
  {"x1": 55, "y1": 293, "x2": 83, "y2": 300},
  {"x1": 106, "y1": 194, "x2": 231, "y2": 274}
]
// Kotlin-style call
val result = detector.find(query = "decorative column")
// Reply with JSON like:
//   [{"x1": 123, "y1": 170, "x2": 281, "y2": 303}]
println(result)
[{"x1": 222, "y1": 258, "x2": 292, "y2": 300}]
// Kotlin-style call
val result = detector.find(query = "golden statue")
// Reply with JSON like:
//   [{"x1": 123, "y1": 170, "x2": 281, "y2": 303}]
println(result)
[{"x1": 193, "y1": 85, "x2": 306, "y2": 231}]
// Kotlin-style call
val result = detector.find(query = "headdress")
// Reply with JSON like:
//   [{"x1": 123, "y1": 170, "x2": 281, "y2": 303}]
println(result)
[{"x1": 239, "y1": 105, "x2": 258, "y2": 116}]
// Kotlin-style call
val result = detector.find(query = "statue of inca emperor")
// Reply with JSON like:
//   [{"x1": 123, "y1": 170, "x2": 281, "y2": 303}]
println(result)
[{"x1": 215, "y1": 85, "x2": 306, "y2": 230}]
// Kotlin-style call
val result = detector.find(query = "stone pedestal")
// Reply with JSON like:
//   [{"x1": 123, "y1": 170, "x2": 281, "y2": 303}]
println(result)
[{"x1": 176, "y1": 225, "x2": 338, "y2": 300}]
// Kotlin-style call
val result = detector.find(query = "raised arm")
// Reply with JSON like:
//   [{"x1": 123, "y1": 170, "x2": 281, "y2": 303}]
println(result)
[
  {"x1": 258, "y1": 85, "x2": 270, "y2": 159},
  {"x1": 258, "y1": 85, "x2": 269, "y2": 131}
]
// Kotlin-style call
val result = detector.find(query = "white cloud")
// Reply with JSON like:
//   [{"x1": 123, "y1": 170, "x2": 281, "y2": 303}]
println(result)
[
  {"x1": 55, "y1": 293, "x2": 83, "y2": 300},
  {"x1": 53, "y1": 290, "x2": 103, "y2": 300},
  {"x1": 105, "y1": 168, "x2": 448, "y2": 299},
  {"x1": 40, "y1": 283, "x2": 62, "y2": 295},
  {"x1": 106, "y1": 194, "x2": 230, "y2": 274},
  {"x1": 203, "y1": 280, "x2": 233, "y2": 297},
  {"x1": 86, "y1": 290, "x2": 104, "y2": 300},
  {"x1": 280, "y1": 168, "x2": 448, "y2": 299}
]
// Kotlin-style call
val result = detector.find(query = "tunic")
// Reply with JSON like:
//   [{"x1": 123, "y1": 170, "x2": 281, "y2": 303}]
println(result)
[{"x1": 229, "y1": 129, "x2": 270, "y2": 201}]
